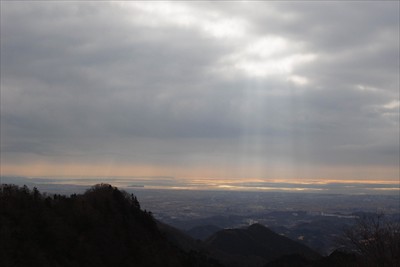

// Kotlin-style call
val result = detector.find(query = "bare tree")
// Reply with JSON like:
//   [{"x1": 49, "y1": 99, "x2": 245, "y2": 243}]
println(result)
[{"x1": 338, "y1": 213, "x2": 400, "y2": 267}]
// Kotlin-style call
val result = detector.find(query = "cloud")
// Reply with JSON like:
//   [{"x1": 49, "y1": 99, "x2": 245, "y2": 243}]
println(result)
[{"x1": 1, "y1": 1, "x2": 399, "y2": 180}]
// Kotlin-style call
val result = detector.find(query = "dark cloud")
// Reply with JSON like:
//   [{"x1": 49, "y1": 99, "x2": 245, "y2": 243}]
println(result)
[{"x1": 1, "y1": 1, "x2": 398, "y2": 179}]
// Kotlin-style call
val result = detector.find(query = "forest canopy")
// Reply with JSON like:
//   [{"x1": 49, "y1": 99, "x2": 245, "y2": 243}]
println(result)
[{"x1": 0, "y1": 184, "x2": 219, "y2": 267}]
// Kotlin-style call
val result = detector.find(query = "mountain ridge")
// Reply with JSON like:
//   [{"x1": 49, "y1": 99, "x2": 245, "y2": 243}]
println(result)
[
  {"x1": 205, "y1": 223, "x2": 320, "y2": 267},
  {"x1": 0, "y1": 184, "x2": 221, "y2": 267}
]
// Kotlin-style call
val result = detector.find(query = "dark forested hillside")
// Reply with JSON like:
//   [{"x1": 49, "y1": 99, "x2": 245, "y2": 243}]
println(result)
[
  {"x1": 205, "y1": 223, "x2": 320, "y2": 267},
  {"x1": 2, "y1": 184, "x2": 396, "y2": 267},
  {"x1": 0, "y1": 184, "x2": 221, "y2": 267}
]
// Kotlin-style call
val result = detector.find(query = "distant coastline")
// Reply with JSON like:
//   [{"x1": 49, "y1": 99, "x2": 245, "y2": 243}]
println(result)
[{"x1": 1, "y1": 175, "x2": 399, "y2": 195}]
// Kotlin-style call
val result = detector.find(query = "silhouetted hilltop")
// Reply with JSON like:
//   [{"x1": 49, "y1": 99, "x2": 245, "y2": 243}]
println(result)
[
  {"x1": 205, "y1": 223, "x2": 320, "y2": 267},
  {"x1": 0, "y1": 184, "x2": 221, "y2": 267}
]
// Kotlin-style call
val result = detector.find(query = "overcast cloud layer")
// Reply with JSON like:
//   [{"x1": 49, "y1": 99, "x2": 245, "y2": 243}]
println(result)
[{"x1": 1, "y1": 1, "x2": 399, "y2": 181}]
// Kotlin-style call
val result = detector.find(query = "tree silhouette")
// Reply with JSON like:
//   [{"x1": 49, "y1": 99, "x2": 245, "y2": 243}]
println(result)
[
  {"x1": 338, "y1": 212, "x2": 400, "y2": 267},
  {"x1": 0, "y1": 184, "x2": 221, "y2": 267}
]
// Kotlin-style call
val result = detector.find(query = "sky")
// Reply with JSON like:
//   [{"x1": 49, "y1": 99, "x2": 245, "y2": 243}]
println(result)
[{"x1": 1, "y1": 1, "x2": 399, "y2": 184}]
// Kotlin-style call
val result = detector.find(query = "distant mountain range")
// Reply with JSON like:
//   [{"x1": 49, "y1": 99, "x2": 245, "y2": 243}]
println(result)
[{"x1": 158, "y1": 221, "x2": 320, "y2": 267}]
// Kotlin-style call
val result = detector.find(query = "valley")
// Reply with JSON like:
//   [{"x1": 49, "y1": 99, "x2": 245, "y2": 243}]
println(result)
[{"x1": 129, "y1": 189, "x2": 399, "y2": 255}]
